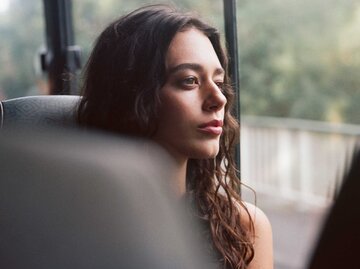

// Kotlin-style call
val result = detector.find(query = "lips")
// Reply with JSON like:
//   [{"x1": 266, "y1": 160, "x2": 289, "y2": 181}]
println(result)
[{"x1": 198, "y1": 120, "x2": 223, "y2": 135}]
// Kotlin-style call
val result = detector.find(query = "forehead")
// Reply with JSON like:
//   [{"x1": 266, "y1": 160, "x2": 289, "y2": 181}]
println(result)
[{"x1": 165, "y1": 28, "x2": 222, "y2": 70}]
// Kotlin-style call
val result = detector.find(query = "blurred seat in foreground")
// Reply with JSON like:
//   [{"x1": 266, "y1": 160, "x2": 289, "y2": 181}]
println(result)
[
  {"x1": 307, "y1": 146, "x2": 360, "y2": 269},
  {"x1": 0, "y1": 127, "x2": 215, "y2": 269}
]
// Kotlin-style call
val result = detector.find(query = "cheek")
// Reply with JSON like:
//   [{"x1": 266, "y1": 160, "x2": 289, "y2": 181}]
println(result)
[{"x1": 159, "y1": 92, "x2": 197, "y2": 125}]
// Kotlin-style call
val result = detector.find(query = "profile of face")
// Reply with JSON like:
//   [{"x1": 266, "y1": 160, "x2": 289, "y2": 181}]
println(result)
[{"x1": 154, "y1": 28, "x2": 227, "y2": 162}]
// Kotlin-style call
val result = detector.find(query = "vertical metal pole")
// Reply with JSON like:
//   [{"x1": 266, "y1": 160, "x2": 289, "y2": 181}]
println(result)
[
  {"x1": 42, "y1": 0, "x2": 81, "y2": 95},
  {"x1": 223, "y1": 0, "x2": 241, "y2": 179}
]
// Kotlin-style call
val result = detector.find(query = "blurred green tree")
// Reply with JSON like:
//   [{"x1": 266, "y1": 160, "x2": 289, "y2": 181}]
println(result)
[{"x1": 238, "y1": 0, "x2": 360, "y2": 124}]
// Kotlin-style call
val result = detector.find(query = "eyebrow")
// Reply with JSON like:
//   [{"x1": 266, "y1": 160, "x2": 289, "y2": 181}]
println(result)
[{"x1": 167, "y1": 63, "x2": 225, "y2": 77}]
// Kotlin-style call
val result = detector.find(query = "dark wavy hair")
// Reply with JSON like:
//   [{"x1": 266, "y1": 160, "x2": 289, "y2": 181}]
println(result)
[{"x1": 77, "y1": 4, "x2": 254, "y2": 268}]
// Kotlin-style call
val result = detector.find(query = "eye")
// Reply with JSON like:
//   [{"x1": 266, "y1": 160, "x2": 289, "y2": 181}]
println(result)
[
  {"x1": 215, "y1": 81, "x2": 225, "y2": 92},
  {"x1": 183, "y1": 76, "x2": 198, "y2": 85},
  {"x1": 177, "y1": 76, "x2": 199, "y2": 89}
]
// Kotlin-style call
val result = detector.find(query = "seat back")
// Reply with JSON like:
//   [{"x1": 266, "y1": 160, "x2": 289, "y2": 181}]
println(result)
[
  {"x1": 307, "y1": 147, "x2": 360, "y2": 268},
  {"x1": 0, "y1": 95, "x2": 81, "y2": 129},
  {"x1": 0, "y1": 128, "x2": 215, "y2": 269}
]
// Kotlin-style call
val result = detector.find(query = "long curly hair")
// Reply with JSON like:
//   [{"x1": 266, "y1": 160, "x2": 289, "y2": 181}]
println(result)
[{"x1": 77, "y1": 4, "x2": 254, "y2": 268}]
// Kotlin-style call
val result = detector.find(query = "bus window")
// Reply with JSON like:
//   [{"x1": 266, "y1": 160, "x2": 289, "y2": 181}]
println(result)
[
  {"x1": 0, "y1": 0, "x2": 226, "y2": 99},
  {"x1": 73, "y1": 0, "x2": 225, "y2": 63},
  {"x1": 237, "y1": 1, "x2": 360, "y2": 268},
  {"x1": 0, "y1": 0, "x2": 45, "y2": 99}
]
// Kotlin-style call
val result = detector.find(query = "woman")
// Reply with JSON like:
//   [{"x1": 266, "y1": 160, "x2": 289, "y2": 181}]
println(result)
[{"x1": 78, "y1": 4, "x2": 273, "y2": 269}]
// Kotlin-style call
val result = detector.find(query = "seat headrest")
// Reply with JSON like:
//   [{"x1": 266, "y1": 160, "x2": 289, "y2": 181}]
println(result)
[{"x1": 0, "y1": 95, "x2": 81, "y2": 129}]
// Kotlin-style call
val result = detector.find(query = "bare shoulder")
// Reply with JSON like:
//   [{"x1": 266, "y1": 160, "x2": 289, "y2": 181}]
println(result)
[
  {"x1": 235, "y1": 201, "x2": 274, "y2": 269},
  {"x1": 243, "y1": 202, "x2": 271, "y2": 231}
]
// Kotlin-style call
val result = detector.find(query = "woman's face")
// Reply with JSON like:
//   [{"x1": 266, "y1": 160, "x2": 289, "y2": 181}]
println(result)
[{"x1": 154, "y1": 28, "x2": 227, "y2": 162}]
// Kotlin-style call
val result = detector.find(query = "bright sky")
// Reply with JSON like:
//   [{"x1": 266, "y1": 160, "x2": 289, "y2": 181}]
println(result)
[{"x1": 0, "y1": 0, "x2": 10, "y2": 13}]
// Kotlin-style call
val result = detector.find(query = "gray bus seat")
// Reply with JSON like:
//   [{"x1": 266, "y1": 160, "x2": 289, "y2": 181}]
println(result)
[
  {"x1": 307, "y1": 147, "x2": 360, "y2": 269},
  {"x1": 0, "y1": 95, "x2": 80, "y2": 129},
  {"x1": 0, "y1": 128, "x2": 215, "y2": 269}
]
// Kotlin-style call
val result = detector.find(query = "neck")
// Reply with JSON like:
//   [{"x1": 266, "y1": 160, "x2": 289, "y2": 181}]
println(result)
[
  {"x1": 155, "y1": 139, "x2": 188, "y2": 194},
  {"x1": 169, "y1": 155, "x2": 187, "y2": 196},
  {"x1": 153, "y1": 141, "x2": 188, "y2": 196},
  {"x1": 162, "y1": 148, "x2": 188, "y2": 196}
]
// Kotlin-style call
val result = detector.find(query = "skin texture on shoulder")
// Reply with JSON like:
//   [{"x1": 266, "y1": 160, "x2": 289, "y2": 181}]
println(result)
[{"x1": 240, "y1": 202, "x2": 274, "y2": 269}]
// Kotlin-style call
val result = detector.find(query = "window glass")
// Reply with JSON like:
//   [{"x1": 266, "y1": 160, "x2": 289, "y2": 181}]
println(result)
[
  {"x1": 73, "y1": 0, "x2": 224, "y2": 66},
  {"x1": 237, "y1": 1, "x2": 360, "y2": 268},
  {"x1": 0, "y1": 0, "x2": 45, "y2": 99},
  {"x1": 238, "y1": 0, "x2": 360, "y2": 125},
  {"x1": 0, "y1": 0, "x2": 224, "y2": 99}
]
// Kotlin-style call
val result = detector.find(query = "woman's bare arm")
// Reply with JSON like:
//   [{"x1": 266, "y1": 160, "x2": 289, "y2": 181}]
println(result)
[{"x1": 239, "y1": 202, "x2": 274, "y2": 269}]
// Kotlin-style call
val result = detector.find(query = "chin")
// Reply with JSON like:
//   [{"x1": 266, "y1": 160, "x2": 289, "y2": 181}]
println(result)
[{"x1": 191, "y1": 147, "x2": 220, "y2": 159}]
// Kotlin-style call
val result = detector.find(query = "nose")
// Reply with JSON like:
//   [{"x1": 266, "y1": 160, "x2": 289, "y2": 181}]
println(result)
[{"x1": 202, "y1": 82, "x2": 227, "y2": 112}]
